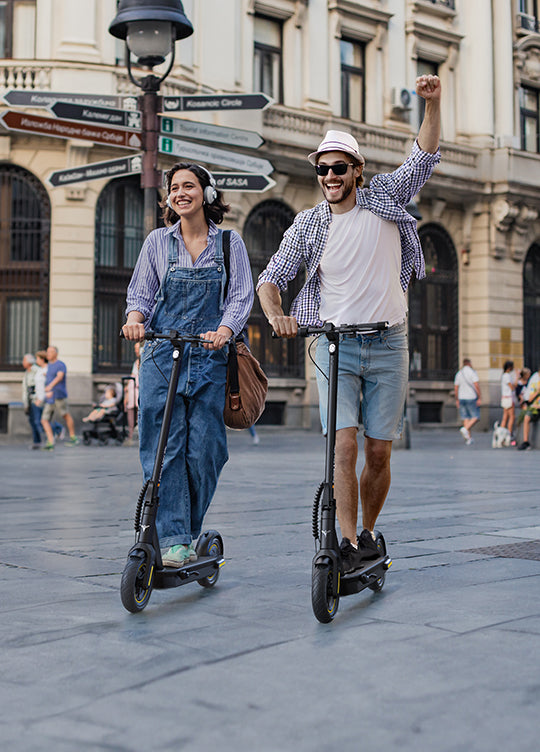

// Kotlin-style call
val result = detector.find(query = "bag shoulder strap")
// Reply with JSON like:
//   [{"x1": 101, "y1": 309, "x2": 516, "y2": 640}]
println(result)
[{"x1": 222, "y1": 229, "x2": 231, "y2": 300}]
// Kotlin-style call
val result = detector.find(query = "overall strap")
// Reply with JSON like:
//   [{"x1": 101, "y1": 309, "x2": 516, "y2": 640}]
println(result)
[{"x1": 167, "y1": 232, "x2": 177, "y2": 267}]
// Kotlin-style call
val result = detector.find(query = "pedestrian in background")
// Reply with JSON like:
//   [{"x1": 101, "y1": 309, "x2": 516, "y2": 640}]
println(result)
[
  {"x1": 41, "y1": 345, "x2": 79, "y2": 449},
  {"x1": 517, "y1": 365, "x2": 540, "y2": 451},
  {"x1": 499, "y1": 360, "x2": 517, "y2": 445},
  {"x1": 454, "y1": 358, "x2": 481, "y2": 445},
  {"x1": 21, "y1": 353, "x2": 42, "y2": 449}
]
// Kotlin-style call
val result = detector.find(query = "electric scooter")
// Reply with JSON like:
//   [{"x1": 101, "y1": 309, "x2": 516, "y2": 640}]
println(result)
[
  {"x1": 297, "y1": 322, "x2": 393, "y2": 623},
  {"x1": 120, "y1": 330, "x2": 225, "y2": 613}
]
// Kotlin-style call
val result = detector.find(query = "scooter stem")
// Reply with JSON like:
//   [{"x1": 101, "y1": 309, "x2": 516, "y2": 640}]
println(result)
[{"x1": 151, "y1": 345, "x2": 183, "y2": 485}]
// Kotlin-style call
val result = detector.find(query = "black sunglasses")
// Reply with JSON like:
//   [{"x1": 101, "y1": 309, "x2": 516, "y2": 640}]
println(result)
[{"x1": 315, "y1": 162, "x2": 356, "y2": 176}]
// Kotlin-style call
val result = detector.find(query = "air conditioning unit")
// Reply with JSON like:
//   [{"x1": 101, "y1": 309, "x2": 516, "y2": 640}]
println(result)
[
  {"x1": 391, "y1": 88, "x2": 413, "y2": 111},
  {"x1": 517, "y1": 12, "x2": 538, "y2": 32}
]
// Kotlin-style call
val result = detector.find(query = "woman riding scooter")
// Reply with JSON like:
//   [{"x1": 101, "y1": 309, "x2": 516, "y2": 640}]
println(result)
[{"x1": 122, "y1": 163, "x2": 253, "y2": 568}]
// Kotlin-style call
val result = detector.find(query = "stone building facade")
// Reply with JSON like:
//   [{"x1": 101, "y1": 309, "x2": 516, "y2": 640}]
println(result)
[{"x1": 1, "y1": 0, "x2": 539, "y2": 436}]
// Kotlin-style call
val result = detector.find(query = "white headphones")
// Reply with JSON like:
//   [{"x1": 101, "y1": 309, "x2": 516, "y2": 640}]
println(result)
[{"x1": 167, "y1": 164, "x2": 217, "y2": 209}]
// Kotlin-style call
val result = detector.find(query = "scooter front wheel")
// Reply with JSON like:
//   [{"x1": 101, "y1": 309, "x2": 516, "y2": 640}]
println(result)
[
  {"x1": 120, "y1": 553, "x2": 154, "y2": 612},
  {"x1": 312, "y1": 563, "x2": 339, "y2": 623}
]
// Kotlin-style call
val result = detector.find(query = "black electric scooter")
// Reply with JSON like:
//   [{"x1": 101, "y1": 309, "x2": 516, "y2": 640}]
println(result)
[
  {"x1": 297, "y1": 322, "x2": 393, "y2": 623},
  {"x1": 120, "y1": 330, "x2": 225, "y2": 613}
]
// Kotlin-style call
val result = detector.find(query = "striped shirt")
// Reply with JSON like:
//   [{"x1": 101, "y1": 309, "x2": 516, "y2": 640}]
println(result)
[
  {"x1": 257, "y1": 140, "x2": 441, "y2": 326},
  {"x1": 126, "y1": 220, "x2": 254, "y2": 337}
]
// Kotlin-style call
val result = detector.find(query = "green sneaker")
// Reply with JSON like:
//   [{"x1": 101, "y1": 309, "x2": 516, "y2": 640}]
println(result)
[
  {"x1": 66, "y1": 436, "x2": 80, "y2": 446},
  {"x1": 42, "y1": 442, "x2": 55, "y2": 451},
  {"x1": 162, "y1": 544, "x2": 192, "y2": 568},
  {"x1": 187, "y1": 542, "x2": 198, "y2": 561}
]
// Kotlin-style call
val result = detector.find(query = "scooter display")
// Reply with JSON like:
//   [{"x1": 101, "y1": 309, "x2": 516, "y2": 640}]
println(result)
[
  {"x1": 297, "y1": 322, "x2": 393, "y2": 623},
  {"x1": 120, "y1": 330, "x2": 225, "y2": 613}
]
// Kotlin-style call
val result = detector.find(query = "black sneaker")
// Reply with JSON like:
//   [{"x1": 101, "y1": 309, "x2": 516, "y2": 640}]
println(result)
[
  {"x1": 357, "y1": 529, "x2": 382, "y2": 561},
  {"x1": 339, "y1": 538, "x2": 364, "y2": 574},
  {"x1": 517, "y1": 441, "x2": 530, "y2": 451}
]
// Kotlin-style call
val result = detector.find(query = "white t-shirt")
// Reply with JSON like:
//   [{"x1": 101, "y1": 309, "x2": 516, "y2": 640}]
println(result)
[
  {"x1": 318, "y1": 206, "x2": 407, "y2": 326},
  {"x1": 454, "y1": 365, "x2": 479, "y2": 400},
  {"x1": 501, "y1": 372, "x2": 514, "y2": 399}
]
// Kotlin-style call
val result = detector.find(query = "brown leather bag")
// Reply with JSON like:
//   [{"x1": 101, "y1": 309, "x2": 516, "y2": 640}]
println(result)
[{"x1": 224, "y1": 340, "x2": 268, "y2": 430}]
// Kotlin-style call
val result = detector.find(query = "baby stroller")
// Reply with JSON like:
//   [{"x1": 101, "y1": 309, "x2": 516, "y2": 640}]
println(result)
[{"x1": 82, "y1": 381, "x2": 129, "y2": 446}]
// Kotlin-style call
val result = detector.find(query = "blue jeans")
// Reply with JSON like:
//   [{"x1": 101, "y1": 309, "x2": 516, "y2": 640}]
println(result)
[
  {"x1": 27, "y1": 402, "x2": 43, "y2": 444},
  {"x1": 315, "y1": 320, "x2": 409, "y2": 441},
  {"x1": 139, "y1": 342, "x2": 228, "y2": 547}
]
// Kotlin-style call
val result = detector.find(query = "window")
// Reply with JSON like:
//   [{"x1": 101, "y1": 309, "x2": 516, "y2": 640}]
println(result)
[
  {"x1": 243, "y1": 200, "x2": 304, "y2": 378},
  {"x1": 417, "y1": 59, "x2": 439, "y2": 129},
  {"x1": 340, "y1": 39, "x2": 365, "y2": 122},
  {"x1": 0, "y1": 0, "x2": 36, "y2": 58},
  {"x1": 94, "y1": 177, "x2": 159, "y2": 373},
  {"x1": 253, "y1": 15, "x2": 283, "y2": 103},
  {"x1": 520, "y1": 86, "x2": 540, "y2": 153},
  {"x1": 523, "y1": 242, "x2": 540, "y2": 371},
  {"x1": 408, "y1": 224, "x2": 458, "y2": 380},
  {"x1": 0, "y1": 165, "x2": 50, "y2": 369},
  {"x1": 518, "y1": 1, "x2": 539, "y2": 32}
]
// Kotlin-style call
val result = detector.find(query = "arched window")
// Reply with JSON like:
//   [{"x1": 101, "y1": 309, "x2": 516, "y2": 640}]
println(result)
[
  {"x1": 0, "y1": 164, "x2": 50, "y2": 369},
  {"x1": 409, "y1": 223, "x2": 458, "y2": 380},
  {"x1": 523, "y1": 242, "x2": 540, "y2": 370},
  {"x1": 243, "y1": 199, "x2": 304, "y2": 378},
  {"x1": 94, "y1": 176, "x2": 159, "y2": 372}
]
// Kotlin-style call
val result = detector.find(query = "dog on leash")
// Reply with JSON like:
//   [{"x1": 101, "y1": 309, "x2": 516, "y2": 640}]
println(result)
[{"x1": 492, "y1": 421, "x2": 511, "y2": 448}]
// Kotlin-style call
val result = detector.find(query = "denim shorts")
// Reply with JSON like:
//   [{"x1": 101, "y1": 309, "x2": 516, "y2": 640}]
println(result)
[
  {"x1": 459, "y1": 399, "x2": 480, "y2": 420},
  {"x1": 315, "y1": 320, "x2": 409, "y2": 441}
]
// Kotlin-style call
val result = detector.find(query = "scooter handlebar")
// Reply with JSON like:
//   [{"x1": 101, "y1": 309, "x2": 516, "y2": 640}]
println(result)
[
  {"x1": 272, "y1": 321, "x2": 389, "y2": 338},
  {"x1": 120, "y1": 329, "x2": 212, "y2": 345}
]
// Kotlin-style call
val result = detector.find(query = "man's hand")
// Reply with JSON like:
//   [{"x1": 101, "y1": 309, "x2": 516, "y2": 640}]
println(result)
[
  {"x1": 416, "y1": 74, "x2": 441, "y2": 102},
  {"x1": 269, "y1": 314, "x2": 298, "y2": 339}
]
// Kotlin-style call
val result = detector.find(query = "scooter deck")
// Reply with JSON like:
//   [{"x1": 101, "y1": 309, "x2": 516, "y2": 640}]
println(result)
[
  {"x1": 340, "y1": 555, "x2": 392, "y2": 596},
  {"x1": 154, "y1": 555, "x2": 225, "y2": 589}
]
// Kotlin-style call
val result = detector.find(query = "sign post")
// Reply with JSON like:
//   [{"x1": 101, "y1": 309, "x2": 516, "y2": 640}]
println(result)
[{"x1": 0, "y1": 110, "x2": 143, "y2": 150}]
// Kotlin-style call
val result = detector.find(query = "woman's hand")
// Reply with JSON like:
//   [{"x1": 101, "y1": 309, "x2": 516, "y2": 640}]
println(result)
[
  {"x1": 122, "y1": 312, "x2": 145, "y2": 342},
  {"x1": 200, "y1": 325, "x2": 233, "y2": 350}
]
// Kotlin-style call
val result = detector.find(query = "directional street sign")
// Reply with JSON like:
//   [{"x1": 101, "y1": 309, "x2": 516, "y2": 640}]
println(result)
[
  {"x1": 212, "y1": 173, "x2": 275, "y2": 192},
  {"x1": 160, "y1": 117, "x2": 263, "y2": 150},
  {"x1": 47, "y1": 154, "x2": 143, "y2": 187},
  {"x1": 1, "y1": 111, "x2": 143, "y2": 150},
  {"x1": 161, "y1": 93, "x2": 272, "y2": 113},
  {"x1": 50, "y1": 102, "x2": 142, "y2": 130},
  {"x1": 159, "y1": 136, "x2": 273, "y2": 175},
  {"x1": 1, "y1": 89, "x2": 139, "y2": 111}
]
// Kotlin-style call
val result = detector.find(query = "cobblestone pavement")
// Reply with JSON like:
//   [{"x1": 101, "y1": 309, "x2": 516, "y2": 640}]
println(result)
[{"x1": 1, "y1": 428, "x2": 539, "y2": 751}]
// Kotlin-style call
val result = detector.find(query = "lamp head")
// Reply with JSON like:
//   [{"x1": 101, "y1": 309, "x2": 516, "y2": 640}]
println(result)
[{"x1": 109, "y1": 0, "x2": 193, "y2": 66}]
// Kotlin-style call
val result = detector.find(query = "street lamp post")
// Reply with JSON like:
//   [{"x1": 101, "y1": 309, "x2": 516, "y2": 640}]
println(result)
[{"x1": 109, "y1": 0, "x2": 193, "y2": 237}]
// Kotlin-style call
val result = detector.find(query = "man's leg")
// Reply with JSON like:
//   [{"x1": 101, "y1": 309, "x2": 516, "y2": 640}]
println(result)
[
  {"x1": 63, "y1": 411, "x2": 76, "y2": 438},
  {"x1": 334, "y1": 427, "x2": 359, "y2": 542},
  {"x1": 360, "y1": 437, "x2": 392, "y2": 531},
  {"x1": 41, "y1": 416, "x2": 55, "y2": 445}
]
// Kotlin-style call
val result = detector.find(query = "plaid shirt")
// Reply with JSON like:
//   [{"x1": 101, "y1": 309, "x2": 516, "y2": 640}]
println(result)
[{"x1": 257, "y1": 140, "x2": 440, "y2": 325}]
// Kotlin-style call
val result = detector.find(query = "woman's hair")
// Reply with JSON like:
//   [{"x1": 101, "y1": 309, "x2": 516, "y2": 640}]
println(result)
[
  {"x1": 162, "y1": 163, "x2": 230, "y2": 226},
  {"x1": 503, "y1": 360, "x2": 514, "y2": 372},
  {"x1": 36, "y1": 350, "x2": 48, "y2": 362}
]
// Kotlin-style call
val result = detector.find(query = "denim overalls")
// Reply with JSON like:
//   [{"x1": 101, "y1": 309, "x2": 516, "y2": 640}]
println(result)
[{"x1": 138, "y1": 230, "x2": 229, "y2": 548}]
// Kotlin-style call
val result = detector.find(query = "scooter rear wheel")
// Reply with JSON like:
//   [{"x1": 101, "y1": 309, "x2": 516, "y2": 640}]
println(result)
[
  {"x1": 368, "y1": 532, "x2": 387, "y2": 592},
  {"x1": 120, "y1": 554, "x2": 153, "y2": 612},
  {"x1": 312, "y1": 563, "x2": 339, "y2": 623},
  {"x1": 196, "y1": 533, "x2": 223, "y2": 589}
]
